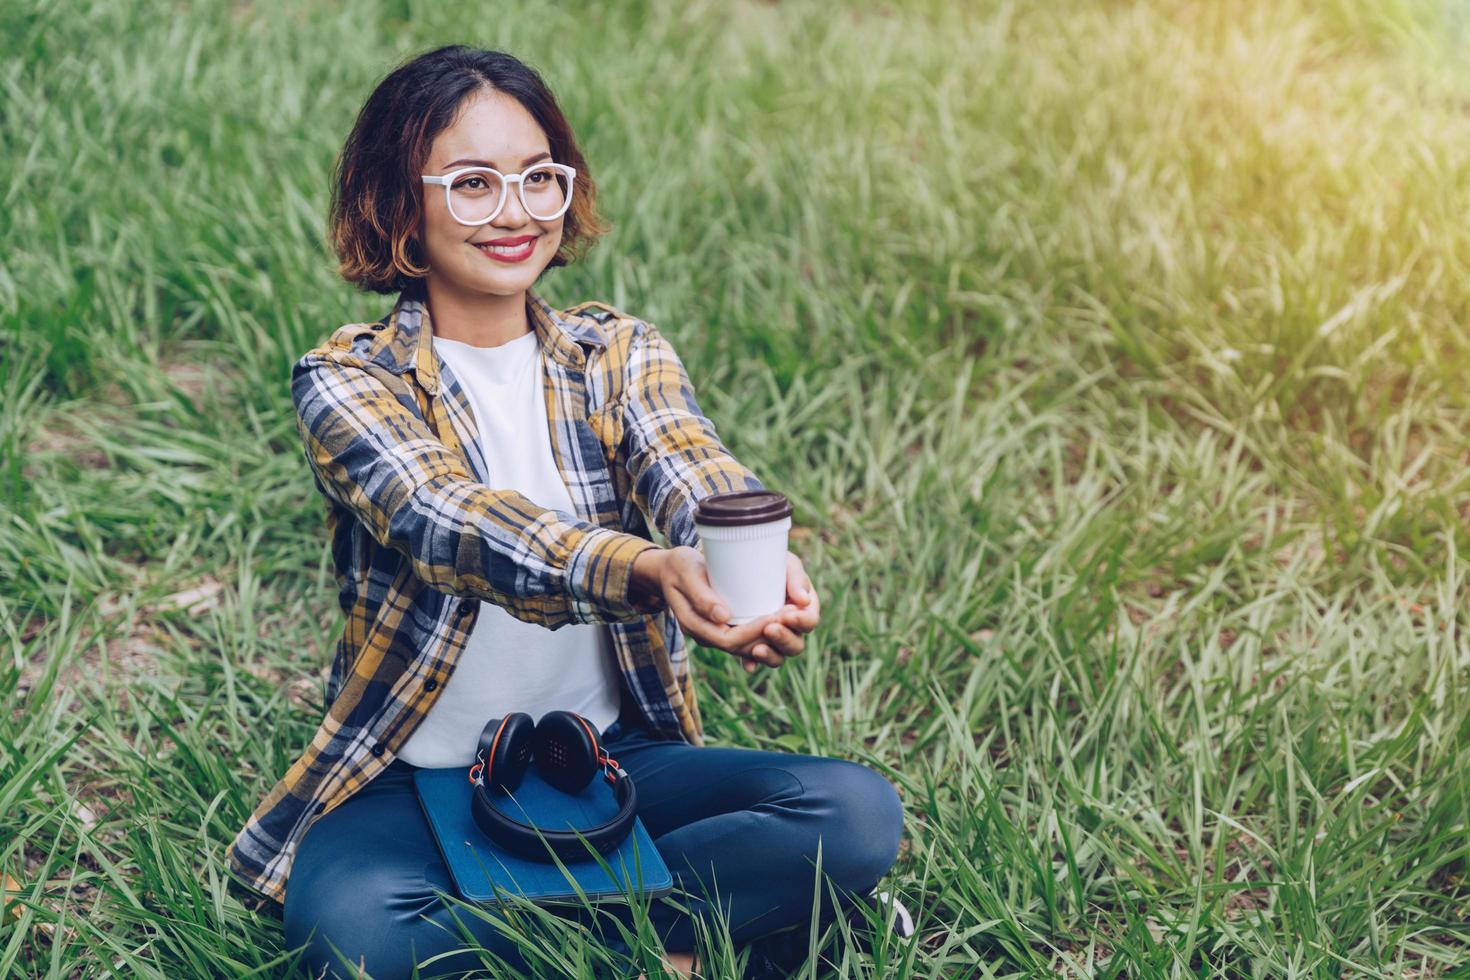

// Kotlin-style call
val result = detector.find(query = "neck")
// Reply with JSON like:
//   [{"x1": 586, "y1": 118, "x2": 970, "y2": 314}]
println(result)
[{"x1": 423, "y1": 277, "x2": 533, "y2": 347}]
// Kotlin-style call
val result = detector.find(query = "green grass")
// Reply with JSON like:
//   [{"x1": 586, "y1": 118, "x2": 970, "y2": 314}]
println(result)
[{"x1": 4, "y1": 0, "x2": 1470, "y2": 974}]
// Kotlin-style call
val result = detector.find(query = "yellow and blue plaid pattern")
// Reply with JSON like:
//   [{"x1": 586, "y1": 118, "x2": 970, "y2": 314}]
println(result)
[{"x1": 226, "y1": 283, "x2": 766, "y2": 906}]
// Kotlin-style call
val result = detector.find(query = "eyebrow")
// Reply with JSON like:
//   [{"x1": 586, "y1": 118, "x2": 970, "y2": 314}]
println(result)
[{"x1": 440, "y1": 150, "x2": 552, "y2": 171}]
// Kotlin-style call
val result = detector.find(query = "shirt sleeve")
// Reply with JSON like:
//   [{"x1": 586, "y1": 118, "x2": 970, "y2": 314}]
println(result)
[
  {"x1": 291, "y1": 345, "x2": 664, "y2": 628},
  {"x1": 620, "y1": 319, "x2": 767, "y2": 550}
]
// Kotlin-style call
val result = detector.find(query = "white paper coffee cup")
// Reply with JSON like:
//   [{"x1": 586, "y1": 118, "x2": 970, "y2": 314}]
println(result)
[{"x1": 693, "y1": 491, "x2": 794, "y2": 626}]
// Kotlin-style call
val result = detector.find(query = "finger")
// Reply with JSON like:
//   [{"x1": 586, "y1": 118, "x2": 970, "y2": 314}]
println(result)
[
  {"x1": 790, "y1": 586, "x2": 820, "y2": 629},
  {"x1": 665, "y1": 553, "x2": 733, "y2": 627},
  {"x1": 742, "y1": 658, "x2": 758, "y2": 675},
  {"x1": 721, "y1": 621, "x2": 777, "y2": 654},
  {"x1": 686, "y1": 563, "x2": 734, "y2": 625},
  {"x1": 733, "y1": 637, "x2": 774, "y2": 666},
  {"x1": 706, "y1": 594, "x2": 731, "y2": 625},
  {"x1": 666, "y1": 589, "x2": 731, "y2": 649},
  {"x1": 786, "y1": 554, "x2": 811, "y2": 605},
  {"x1": 750, "y1": 642, "x2": 786, "y2": 668},
  {"x1": 759, "y1": 620, "x2": 805, "y2": 657},
  {"x1": 679, "y1": 595, "x2": 779, "y2": 656},
  {"x1": 730, "y1": 641, "x2": 774, "y2": 667},
  {"x1": 721, "y1": 611, "x2": 786, "y2": 649},
  {"x1": 775, "y1": 598, "x2": 818, "y2": 631},
  {"x1": 779, "y1": 603, "x2": 818, "y2": 634},
  {"x1": 668, "y1": 572, "x2": 759, "y2": 642},
  {"x1": 687, "y1": 582, "x2": 730, "y2": 626},
  {"x1": 678, "y1": 554, "x2": 783, "y2": 641}
]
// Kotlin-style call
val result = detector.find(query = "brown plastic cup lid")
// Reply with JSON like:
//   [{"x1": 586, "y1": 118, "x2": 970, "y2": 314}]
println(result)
[{"x1": 692, "y1": 490, "x2": 793, "y2": 527}]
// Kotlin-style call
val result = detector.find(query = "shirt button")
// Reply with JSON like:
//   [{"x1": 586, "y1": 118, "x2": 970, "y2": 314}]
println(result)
[
  {"x1": 424, "y1": 678, "x2": 438, "y2": 692},
  {"x1": 371, "y1": 743, "x2": 385, "y2": 757},
  {"x1": 458, "y1": 599, "x2": 476, "y2": 618},
  {"x1": 314, "y1": 801, "x2": 326, "y2": 815}
]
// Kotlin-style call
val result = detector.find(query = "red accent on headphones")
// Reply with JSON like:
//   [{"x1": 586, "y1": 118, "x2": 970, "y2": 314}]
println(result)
[
  {"x1": 568, "y1": 712, "x2": 624, "y2": 786},
  {"x1": 467, "y1": 713, "x2": 511, "y2": 786}
]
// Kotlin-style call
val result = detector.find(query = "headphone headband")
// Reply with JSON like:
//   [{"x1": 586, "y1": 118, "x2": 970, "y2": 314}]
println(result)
[{"x1": 467, "y1": 711, "x2": 639, "y2": 863}]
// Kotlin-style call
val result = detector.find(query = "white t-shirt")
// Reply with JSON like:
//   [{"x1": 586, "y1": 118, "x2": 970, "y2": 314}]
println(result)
[{"x1": 395, "y1": 328, "x2": 622, "y2": 768}]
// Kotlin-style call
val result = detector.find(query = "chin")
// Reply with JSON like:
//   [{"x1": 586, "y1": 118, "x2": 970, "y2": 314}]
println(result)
[
  {"x1": 453, "y1": 258, "x2": 534, "y2": 290},
  {"x1": 482, "y1": 264, "x2": 544, "y2": 286}
]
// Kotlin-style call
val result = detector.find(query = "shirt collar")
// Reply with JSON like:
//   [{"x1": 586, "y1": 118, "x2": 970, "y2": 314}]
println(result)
[{"x1": 370, "y1": 282, "x2": 607, "y2": 394}]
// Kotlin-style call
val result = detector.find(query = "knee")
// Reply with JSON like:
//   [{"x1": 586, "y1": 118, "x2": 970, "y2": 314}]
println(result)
[
  {"x1": 283, "y1": 866, "x2": 409, "y2": 980},
  {"x1": 804, "y1": 760, "x2": 904, "y2": 894},
  {"x1": 285, "y1": 864, "x2": 528, "y2": 979},
  {"x1": 284, "y1": 901, "x2": 362, "y2": 979},
  {"x1": 284, "y1": 909, "x2": 365, "y2": 979}
]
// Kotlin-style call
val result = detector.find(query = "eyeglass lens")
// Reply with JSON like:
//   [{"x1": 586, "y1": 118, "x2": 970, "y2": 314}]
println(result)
[{"x1": 448, "y1": 165, "x2": 571, "y2": 223}]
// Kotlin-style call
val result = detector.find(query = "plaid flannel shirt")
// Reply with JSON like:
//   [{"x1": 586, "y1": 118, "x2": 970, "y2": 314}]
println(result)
[{"x1": 225, "y1": 283, "x2": 766, "y2": 907}]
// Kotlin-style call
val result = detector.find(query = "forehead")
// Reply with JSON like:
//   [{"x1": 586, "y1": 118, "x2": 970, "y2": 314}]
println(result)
[{"x1": 428, "y1": 88, "x2": 550, "y2": 167}]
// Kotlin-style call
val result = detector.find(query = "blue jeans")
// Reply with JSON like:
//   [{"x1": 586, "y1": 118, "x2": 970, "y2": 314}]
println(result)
[{"x1": 283, "y1": 710, "x2": 904, "y2": 978}]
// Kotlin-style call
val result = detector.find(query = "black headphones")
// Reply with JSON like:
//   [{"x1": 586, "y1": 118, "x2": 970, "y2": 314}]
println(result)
[{"x1": 467, "y1": 710, "x2": 638, "y2": 863}]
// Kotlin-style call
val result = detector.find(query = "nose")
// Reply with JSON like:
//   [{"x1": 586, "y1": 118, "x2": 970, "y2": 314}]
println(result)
[{"x1": 491, "y1": 179, "x2": 534, "y2": 229}]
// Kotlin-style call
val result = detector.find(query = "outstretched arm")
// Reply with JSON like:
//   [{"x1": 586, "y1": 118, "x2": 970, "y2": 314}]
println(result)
[{"x1": 293, "y1": 340, "x2": 665, "y2": 628}]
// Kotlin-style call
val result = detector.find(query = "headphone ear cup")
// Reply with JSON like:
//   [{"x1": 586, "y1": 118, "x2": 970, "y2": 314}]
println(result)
[
  {"x1": 481, "y1": 711, "x2": 535, "y2": 792},
  {"x1": 533, "y1": 710, "x2": 600, "y2": 794}
]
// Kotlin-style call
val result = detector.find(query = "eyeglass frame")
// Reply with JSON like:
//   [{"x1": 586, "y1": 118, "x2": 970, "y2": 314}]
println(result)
[{"x1": 421, "y1": 163, "x2": 578, "y2": 226}]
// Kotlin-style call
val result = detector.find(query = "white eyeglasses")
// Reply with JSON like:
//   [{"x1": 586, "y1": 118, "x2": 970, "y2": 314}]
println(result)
[{"x1": 421, "y1": 163, "x2": 577, "y2": 226}]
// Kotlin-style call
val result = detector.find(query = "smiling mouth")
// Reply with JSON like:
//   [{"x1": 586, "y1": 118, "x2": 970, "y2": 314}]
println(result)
[{"x1": 473, "y1": 238, "x2": 538, "y2": 261}]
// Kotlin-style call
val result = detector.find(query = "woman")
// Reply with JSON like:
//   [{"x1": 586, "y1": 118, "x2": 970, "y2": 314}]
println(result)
[{"x1": 225, "y1": 45, "x2": 905, "y2": 978}]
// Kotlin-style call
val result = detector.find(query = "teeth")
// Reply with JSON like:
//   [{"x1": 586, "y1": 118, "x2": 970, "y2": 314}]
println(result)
[{"x1": 478, "y1": 241, "x2": 533, "y2": 255}]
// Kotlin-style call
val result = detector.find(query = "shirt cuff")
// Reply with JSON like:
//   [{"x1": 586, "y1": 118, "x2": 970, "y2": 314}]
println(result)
[{"x1": 565, "y1": 527, "x2": 665, "y2": 622}]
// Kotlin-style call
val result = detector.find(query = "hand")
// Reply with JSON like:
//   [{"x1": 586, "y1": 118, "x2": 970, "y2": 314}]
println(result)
[{"x1": 632, "y1": 546, "x2": 808, "y2": 673}]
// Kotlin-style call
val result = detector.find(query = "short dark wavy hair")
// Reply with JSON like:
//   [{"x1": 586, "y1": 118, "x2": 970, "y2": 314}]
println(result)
[{"x1": 328, "y1": 45, "x2": 611, "y2": 294}]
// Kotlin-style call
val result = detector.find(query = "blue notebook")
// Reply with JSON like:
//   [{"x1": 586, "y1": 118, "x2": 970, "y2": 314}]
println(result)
[{"x1": 413, "y1": 765, "x2": 673, "y2": 907}]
